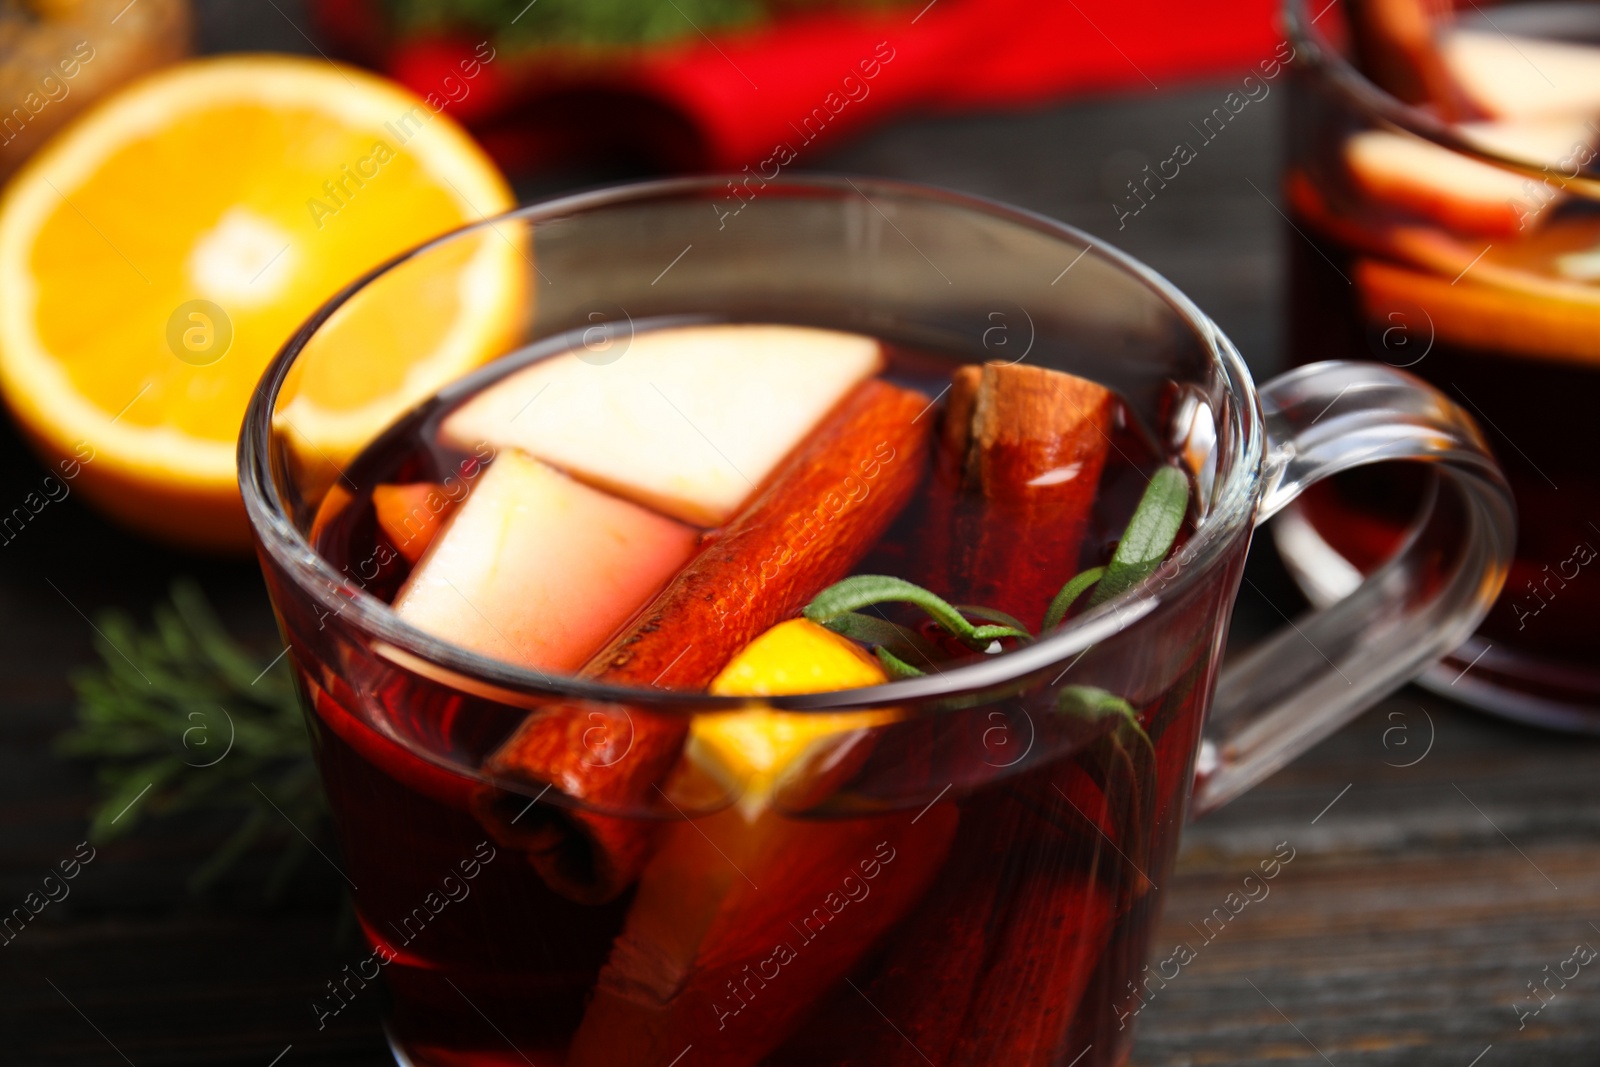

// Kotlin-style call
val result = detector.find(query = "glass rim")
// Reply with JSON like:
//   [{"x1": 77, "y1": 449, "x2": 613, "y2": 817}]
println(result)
[
  {"x1": 239, "y1": 174, "x2": 1264, "y2": 714},
  {"x1": 1284, "y1": 0, "x2": 1600, "y2": 181}
]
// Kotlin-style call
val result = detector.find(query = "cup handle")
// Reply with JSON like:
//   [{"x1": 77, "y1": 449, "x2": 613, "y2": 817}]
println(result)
[{"x1": 1190, "y1": 360, "x2": 1516, "y2": 816}]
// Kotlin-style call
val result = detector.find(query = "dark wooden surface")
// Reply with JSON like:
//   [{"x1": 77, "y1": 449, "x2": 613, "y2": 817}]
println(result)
[{"x1": 2, "y1": 4, "x2": 1596, "y2": 1065}]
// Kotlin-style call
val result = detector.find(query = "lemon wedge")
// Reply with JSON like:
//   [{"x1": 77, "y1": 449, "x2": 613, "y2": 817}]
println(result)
[{"x1": 690, "y1": 618, "x2": 897, "y2": 818}]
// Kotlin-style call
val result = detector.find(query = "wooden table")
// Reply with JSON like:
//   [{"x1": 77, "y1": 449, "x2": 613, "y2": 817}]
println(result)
[{"x1": 3, "y1": 6, "x2": 1595, "y2": 1064}]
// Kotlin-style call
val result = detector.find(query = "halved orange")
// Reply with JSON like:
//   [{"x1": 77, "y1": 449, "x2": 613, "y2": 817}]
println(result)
[{"x1": 0, "y1": 55, "x2": 520, "y2": 551}]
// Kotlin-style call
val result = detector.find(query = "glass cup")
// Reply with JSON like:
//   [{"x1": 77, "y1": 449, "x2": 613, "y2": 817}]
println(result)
[
  {"x1": 240, "y1": 177, "x2": 1513, "y2": 1067},
  {"x1": 1281, "y1": 0, "x2": 1599, "y2": 728}
]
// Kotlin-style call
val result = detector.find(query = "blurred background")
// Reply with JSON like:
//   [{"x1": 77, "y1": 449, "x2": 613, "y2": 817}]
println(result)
[{"x1": 2, "y1": 0, "x2": 1597, "y2": 1063}]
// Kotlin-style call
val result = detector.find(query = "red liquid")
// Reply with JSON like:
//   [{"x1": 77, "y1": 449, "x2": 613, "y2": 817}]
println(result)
[
  {"x1": 1289, "y1": 236, "x2": 1600, "y2": 663},
  {"x1": 277, "y1": 330, "x2": 1239, "y2": 1066},
  {"x1": 1284, "y1": 2, "x2": 1600, "y2": 714}
]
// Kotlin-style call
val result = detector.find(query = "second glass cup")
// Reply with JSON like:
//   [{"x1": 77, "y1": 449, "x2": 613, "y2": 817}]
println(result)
[{"x1": 1283, "y1": 0, "x2": 1599, "y2": 728}]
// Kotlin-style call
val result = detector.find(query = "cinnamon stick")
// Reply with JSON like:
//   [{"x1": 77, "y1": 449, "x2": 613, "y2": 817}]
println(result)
[
  {"x1": 937, "y1": 362, "x2": 1115, "y2": 627},
  {"x1": 1348, "y1": 0, "x2": 1476, "y2": 119},
  {"x1": 948, "y1": 863, "x2": 1115, "y2": 1064},
  {"x1": 566, "y1": 803, "x2": 958, "y2": 1067},
  {"x1": 835, "y1": 769, "x2": 1116, "y2": 1067},
  {"x1": 475, "y1": 379, "x2": 932, "y2": 902}
]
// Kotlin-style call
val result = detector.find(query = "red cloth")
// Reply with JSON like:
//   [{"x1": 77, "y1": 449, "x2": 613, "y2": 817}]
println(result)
[{"x1": 317, "y1": 0, "x2": 1283, "y2": 171}]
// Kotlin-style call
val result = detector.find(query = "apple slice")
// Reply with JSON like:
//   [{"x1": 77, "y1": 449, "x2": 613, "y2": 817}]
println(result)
[
  {"x1": 1344, "y1": 118, "x2": 1595, "y2": 237},
  {"x1": 393, "y1": 450, "x2": 700, "y2": 672},
  {"x1": 1356, "y1": 257, "x2": 1600, "y2": 366},
  {"x1": 439, "y1": 324, "x2": 883, "y2": 527},
  {"x1": 1441, "y1": 28, "x2": 1600, "y2": 119}
]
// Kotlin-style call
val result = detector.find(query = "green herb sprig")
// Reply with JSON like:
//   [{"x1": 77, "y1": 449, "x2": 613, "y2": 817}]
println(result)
[
  {"x1": 1057, "y1": 685, "x2": 1157, "y2": 892},
  {"x1": 1040, "y1": 464, "x2": 1188, "y2": 627},
  {"x1": 56, "y1": 582, "x2": 322, "y2": 897},
  {"x1": 799, "y1": 465, "x2": 1185, "y2": 898},
  {"x1": 1082, "y1": 465, "x2": 1189, "y2": 608},
  {"x1": 805, "y1": 575, "x2": 1032, "y2": 648},
  {"x1": 1058, "y1": 684, "x2": 1151, "y2": 750},
  {"x1": 804, "y1": 464, "x2": 1191, "y2": 675},
  {"x1": 1040, "y1": 566, "x2": 1104, "y2": 631}
]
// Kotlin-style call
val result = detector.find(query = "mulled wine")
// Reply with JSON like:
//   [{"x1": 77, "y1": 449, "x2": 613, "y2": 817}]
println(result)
[
  {"x1": 297, "y1": 321, "x2": 1216, "y2": 1067},
  {"x1": 1284, "y1": 0, "x2": 1600, "y2": 721}
]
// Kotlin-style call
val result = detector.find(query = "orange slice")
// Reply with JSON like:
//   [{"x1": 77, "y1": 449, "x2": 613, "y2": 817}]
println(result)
[
  {"x1": 0, "y1": 55, "x2": 519, "y2": 551},
  {"x1": 1361, "y1": 216, "x2": 1600, "y2": 366},
  {"x1": 1356, "y1": 258, "x2": 1600, "y2": 366}
]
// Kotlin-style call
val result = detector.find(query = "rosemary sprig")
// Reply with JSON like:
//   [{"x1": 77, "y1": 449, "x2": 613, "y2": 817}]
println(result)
[
  {"x1": 874, "y1": 646, "x2": 925, "y2": 679},
  {"x1": 1041, "y1": 566, "x2": 1104, "y2": 631},
  {"x1": 804, "y1": 575, "x2": 1032, "y2": 650},
  {"x1": 1085, "y1": 465, "x2": 1189, "y2": 608},
  {"x1": 1057, "y1": 685, "x2": 1150, "y2": 749},
  {"x1": 1058, "y1": 685, "x2": 1156, "y2": 895},
  {"x1": 1042, "y1": 463, "x2": 1191, "y2": 627},
  {"x1": 808, "y1": 609, "x2": 945, "y2": 666},
  {"x1": 805, "y1": 462, "x2": 1191, "y2": 674},
  {"x1": 55, "y1": 581, "x2": 322, "y2": 897}
]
